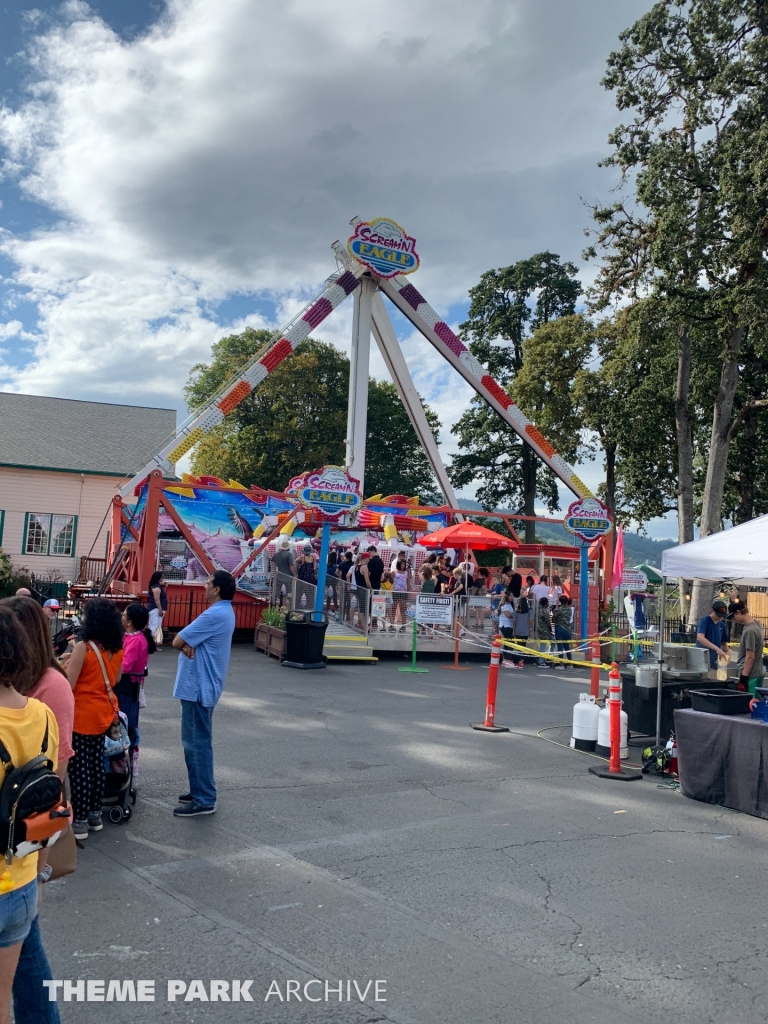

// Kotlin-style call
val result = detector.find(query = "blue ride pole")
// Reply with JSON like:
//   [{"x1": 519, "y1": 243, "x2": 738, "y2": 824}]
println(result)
[
  {"x1": 313, "y1": 520, "x2": 331, "y2": 619},
  {"x1": 580, "y1": 541, "x2": 589, "y2": 647}
]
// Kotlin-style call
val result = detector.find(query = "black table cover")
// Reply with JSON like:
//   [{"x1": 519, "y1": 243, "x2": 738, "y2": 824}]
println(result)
[{"x1": 674, "y1": 708, "x2": 768, "y2": 819}]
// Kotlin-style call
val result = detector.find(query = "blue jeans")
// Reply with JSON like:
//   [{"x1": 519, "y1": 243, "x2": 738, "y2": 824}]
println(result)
[
  {"x1": 0, "y1": 879, "x2": 37, "y2": 949},
  {"x1": 180, "y1": 700, "x2": 216, "y2": 807},
  {"x1": 13, "y1": 914, "x2": 60, "y2": 1024},
  {"x1": 555, "y1": 624, "x2": 572, "y2": 659}
]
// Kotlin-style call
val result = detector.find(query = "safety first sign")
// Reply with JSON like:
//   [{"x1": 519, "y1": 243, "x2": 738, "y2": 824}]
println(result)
[{"x1": 415, "y1": 594, "x2": 452, "y2": 625}]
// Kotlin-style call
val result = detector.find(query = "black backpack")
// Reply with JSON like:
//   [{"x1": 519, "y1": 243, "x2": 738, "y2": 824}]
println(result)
[{"x1": 0, "y1": 714, "x2": 71, "y2": 864}]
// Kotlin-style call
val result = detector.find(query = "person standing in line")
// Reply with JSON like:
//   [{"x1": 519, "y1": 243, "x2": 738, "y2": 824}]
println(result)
[
  {"x1": 489, "y1": 575, "x2": 504, "y2": 632},
  {"x1": 531, "y1": 575, "x2": 551, "y2": 606},
  {"x1": 171, "y1": 571, "x2": 236, "y2": 817},
  {"x1": 435, "y1": 559, "x2": 451, "y2": 595},
  {"x1": 366, "y1": 546, "x2": 385, "y2": 628},
  {"x1": 419, "y1": 565, "x2": 436, "y2": 594},
  {"x1": 147, "y1": 571, "x2": 167, "y2": 648},
  {"x1": 66, "y1": 599, "x2": 123, "y2": 839},
  {"x1": 42, "y1": 600, "x2": 60, "y2": 641},
  {"x1": 295, "y1": 544, "x2": 317, "y2": 587},
  {"x1": 416, "y1": 566, "x2": 435, "y2": 635},
  {"x1": 472, "y1": 568, "x2": 489, "y2": 631},
  {"x1": 366, "y1": 546, "x2": 384, "y2": 591},
  {"x1": 536, "y1": 596, "x2": 553, "y2": 667},
  {"x1": 116, "y1": 604, "x2": 156, "y2": 786},
  {"x1": 514, "y1": 594, "x2": 531, "y2": 643},
  {"x1": 338, "y1": 550, "x2": 355, "y2": 624},
  {"x1": 392, "y1": 558, "x2": 410, "y2": 631},
  {"x1": 325, "y1": 549, "x2": 340, "y2": 615},
  {"x1": 552, "y1": 595, "x2": 573, "y2": 668},
  {"x1": 524, "y1": 575, "x2": 536, "y2": 635},
  {"x1": 733, "y1": 604, "x2": 764, "y2": 692},
  {"x1": 352, "y1": 553, "x2": 372, "y2": 630},
  {"x1": 549, "y1": 575, "x2": 564, "y2": 607},
  {"x1": 498, "y1": 593, "x2": 516, "y2": 641},
  {"x1": 5, "y1": 597, "x2": 72, "y2": 1024},
  {"x1": 448, "y1": 568, "x2": 467, "y2": 630},
  {"x1": 380, "y1": 571, "x2": 395, "y2": 630},
  {"x1": 0, "y1": 606, "x2": 60, "y2": 1024},
  {"x1": 695, "y1": 599, "x2": 730, "y2": 680},
  {"x1": 272, "y1": 539, "x2": 296, "y2": 580}
]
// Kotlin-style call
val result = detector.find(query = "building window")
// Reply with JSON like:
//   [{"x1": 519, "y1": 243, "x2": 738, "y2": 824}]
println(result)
[
  {"x1": 23, "y1": 514, "x2": 77, "y2": 557},
  {"x1": 51, "y1": 515, "x2": 76, "y2": 555}
]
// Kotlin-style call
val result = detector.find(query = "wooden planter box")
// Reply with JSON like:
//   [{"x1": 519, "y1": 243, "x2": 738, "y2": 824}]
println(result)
[{"x1": 254, "y1": 623, "x2": 286, "y2": 661}]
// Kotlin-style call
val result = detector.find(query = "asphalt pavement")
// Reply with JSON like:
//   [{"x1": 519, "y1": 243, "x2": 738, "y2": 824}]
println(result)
[{"x1": 40, "y1": 644, "x2": 768, "y2": 1023}]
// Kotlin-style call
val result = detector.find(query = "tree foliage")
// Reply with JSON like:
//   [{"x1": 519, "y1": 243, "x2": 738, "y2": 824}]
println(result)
[
  {"x1": 184, "y1": 332, "x2": 443, "y2": 502},
  {"x1": 512, "y1": 314, "x2": 594, "y2": 465},
  {"x1": 449, "y1": 253, "x2": 580, "y2": 540},
  {"x1": 588, "y1": 0, "x2": 768, "y2": 545}
]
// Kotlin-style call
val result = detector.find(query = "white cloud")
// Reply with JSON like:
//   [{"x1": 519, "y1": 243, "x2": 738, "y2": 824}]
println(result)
[
  {"x1": 0, "y1": 319, "x2": 27, "y2": 340},
  {"x1": 0, "y1": 0, "x2": 650, "y2": 502}
]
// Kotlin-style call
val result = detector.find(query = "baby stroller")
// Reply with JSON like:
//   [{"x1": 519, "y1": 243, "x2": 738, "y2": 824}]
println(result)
[{"x1": 102, "y1": 711, "x2": 137, "y2": 823}]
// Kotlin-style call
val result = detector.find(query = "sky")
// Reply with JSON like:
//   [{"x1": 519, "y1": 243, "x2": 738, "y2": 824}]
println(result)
[{"x1": 0, "y1": 0, "x2": 676, "y2": 538}]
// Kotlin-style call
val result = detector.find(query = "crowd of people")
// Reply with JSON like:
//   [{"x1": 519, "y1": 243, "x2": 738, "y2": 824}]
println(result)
[
  {"x1": 0, "y1": 567, "x2": 237, "y2": 1024},
  {"x1": 270, "y1": 541, "x2": 494, "y2": 631},
  {"x1": 490, "y1": 571, "x2": 576, "y2": 665},
  {"x1": 268, "y1": 541, "x2": 578, "y2": 652}
]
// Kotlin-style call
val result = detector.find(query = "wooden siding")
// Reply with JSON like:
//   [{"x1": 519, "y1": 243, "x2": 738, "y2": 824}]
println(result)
[{"x1": 0, "y1": 466, "x2": 120, "y2": 579}]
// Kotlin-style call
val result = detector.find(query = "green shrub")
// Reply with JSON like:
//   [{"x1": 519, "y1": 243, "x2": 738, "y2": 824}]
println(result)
[
  {"x1": 261, "y1": 606, "x2": 285, "y2": 630},
  {"x1": 0, "y1": 549, "x2": 32, "y2": 598}
]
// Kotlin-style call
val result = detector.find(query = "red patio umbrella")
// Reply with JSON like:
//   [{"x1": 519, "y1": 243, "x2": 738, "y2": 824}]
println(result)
[{"x1": 420, "y1": 521, "x2": 517, "y2": 551}]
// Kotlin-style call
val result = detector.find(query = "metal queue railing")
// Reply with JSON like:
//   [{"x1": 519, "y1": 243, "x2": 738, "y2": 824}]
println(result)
[{"x1": 269, "y1": 570, "x2": 503, "y2": 640}]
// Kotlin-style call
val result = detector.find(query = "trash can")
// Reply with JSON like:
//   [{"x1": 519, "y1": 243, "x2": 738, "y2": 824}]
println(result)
[{"x1": 282, "y1": 610, "x2": 328, "y2": 670}]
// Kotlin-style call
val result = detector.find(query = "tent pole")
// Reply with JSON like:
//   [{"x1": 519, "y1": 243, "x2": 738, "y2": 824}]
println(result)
[{"x1": 655, "y1": 575, "x2": 667, "y2": 746}]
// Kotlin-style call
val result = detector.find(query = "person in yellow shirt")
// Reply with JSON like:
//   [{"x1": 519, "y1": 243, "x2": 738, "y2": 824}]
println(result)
[
  {"x1": 0, "y1": 605, "x2": 59, "y2": 1024},
  {"x1": 380, "y1": 572, "x2": 395, "y2": 630}
]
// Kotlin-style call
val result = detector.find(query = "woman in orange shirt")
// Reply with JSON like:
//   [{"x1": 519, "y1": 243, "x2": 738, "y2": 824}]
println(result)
[{"x1": 65, "y1": 599, "x2": 123, "y2": 840}]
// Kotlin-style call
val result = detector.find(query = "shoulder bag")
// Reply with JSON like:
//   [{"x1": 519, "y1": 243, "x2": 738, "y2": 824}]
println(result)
[{"x1": 89, "y1": 642, "x2": 120, "y2": 724}]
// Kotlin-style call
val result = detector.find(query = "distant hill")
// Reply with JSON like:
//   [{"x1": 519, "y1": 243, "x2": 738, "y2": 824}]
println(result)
[{"x1": 456, "y1": 498, "x2": 675, "y2": 567}]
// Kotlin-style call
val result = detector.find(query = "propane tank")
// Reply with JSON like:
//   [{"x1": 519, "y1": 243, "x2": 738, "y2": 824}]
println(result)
[
  {"x1": 570, "y1": 693, "x2": 599, "y2": 752},
  {"x1": 596, "y1": 700, "x2": 628, "y2": 759}
]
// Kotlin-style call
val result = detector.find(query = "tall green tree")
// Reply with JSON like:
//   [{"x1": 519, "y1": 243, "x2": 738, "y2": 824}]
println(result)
[
  {"x1": 588, "y1": 0, "x2": 768, "y2": 618},
  {"x1": 512, "y1": 313, "x2": 594, "y2": 461},
  {"x1": 450, "y1": 253, "x2": 580, "y2": 540},
  {"x1": 583, "y1": 303, "x2": 681, "y2": 524},
  {"x1": 184, "y1": 331, "x2": 443, "y2": 501}
]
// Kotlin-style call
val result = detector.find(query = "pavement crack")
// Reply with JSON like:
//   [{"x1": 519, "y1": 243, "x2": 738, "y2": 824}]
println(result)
[{"x1": 496, "y1": 828, "x2": 725, "y2": 851}]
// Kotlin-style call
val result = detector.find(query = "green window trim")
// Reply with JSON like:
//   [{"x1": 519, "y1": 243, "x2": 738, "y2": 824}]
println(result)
[{"x1": 22, "y1": 512, "x2": 78, "y2": 557}]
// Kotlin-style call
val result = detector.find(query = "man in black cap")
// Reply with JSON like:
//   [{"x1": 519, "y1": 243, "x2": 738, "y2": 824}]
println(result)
[{"x1": 695, "y1": 599, "x2": 730, "y2": 679}]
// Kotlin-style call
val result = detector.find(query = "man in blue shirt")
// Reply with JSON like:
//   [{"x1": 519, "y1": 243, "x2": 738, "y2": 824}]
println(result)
[
  {"x1": 171, "y1": 570, "x2": 236, "y2": 816},
  {"x1": 695, "y1": 599, "x2": 730, "y2": 678}
]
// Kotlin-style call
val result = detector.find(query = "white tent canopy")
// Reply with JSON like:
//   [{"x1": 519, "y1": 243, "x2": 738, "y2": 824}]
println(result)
[{"x1": 661, "y1": 513, "x2": 768, "y2": 585}]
